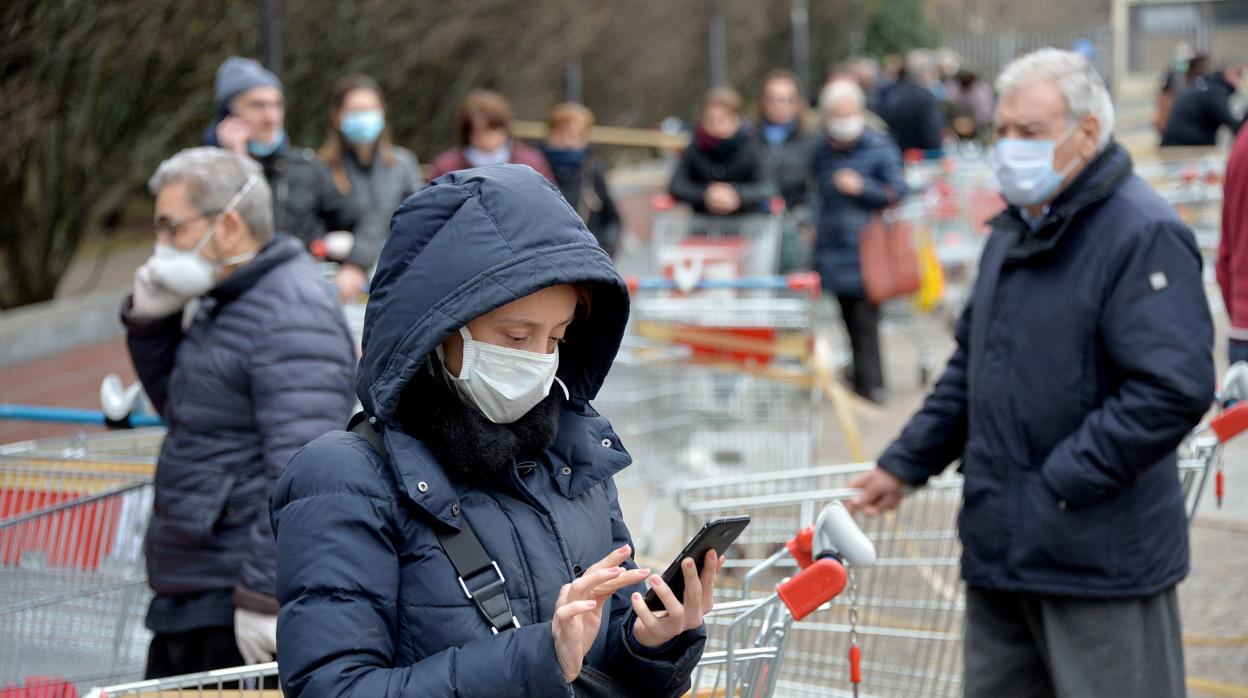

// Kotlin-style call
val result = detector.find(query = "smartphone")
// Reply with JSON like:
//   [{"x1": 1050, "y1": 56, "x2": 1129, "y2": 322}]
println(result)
[{"x1": 644, "y1": 515, "x2": 750, "y2": 611}]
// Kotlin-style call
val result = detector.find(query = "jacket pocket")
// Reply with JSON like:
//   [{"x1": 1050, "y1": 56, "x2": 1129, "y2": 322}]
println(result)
[
  {"x1": 153, "y1": 471, "x2": 237, "y2": 548},
  {"x1": 956, "y1": 446, "x2": 1009, "y2": 572},
  {"x1": 1011, "y1": 470, "x2": 1118, "y2": 581}
]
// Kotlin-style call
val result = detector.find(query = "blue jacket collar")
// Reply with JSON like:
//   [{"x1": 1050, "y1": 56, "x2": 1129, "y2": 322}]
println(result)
[{"x1": 383, "y1": 403, "x2": 631, "y2": 528}]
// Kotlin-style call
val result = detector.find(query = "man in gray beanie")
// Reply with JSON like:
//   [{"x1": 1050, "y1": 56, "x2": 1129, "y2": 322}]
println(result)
[{"x1": 206, "y1": 56, "x2": 363, "y2": 298}]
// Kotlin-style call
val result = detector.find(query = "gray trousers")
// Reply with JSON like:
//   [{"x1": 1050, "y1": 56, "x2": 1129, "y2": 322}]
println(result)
[{"x1": 964, "y1": 586, "x2": 1185, "y2": 698}]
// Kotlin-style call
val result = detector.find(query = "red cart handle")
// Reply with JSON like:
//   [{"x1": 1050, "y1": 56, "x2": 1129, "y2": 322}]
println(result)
[
  {"x1": 785, "y1": 526, "x2": 815, "y2": 569},
  {"x1": 1210, "y1": 402, "x2": 1248, "y2": 444},
  {"x1": 776, "y1": 558, "x2": 847, "y2": 621}
]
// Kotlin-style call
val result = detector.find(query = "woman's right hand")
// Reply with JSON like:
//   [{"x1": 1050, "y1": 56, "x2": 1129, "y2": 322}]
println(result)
[{"x1": 552, "y1": 544, "x2": 650, "y2": 683}]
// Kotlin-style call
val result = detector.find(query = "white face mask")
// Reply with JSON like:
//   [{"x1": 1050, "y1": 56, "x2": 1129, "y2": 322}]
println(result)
[
  {"x1": 827, "y1": 115, "x2": 865, "y2": 143},
  {"x1": 992, "y1": 127, "x2": 1080, "y2": 207},
  {"x1": 437, "y1": 326, "x2": 569, "y2": 424},
  {"x1": 146, "y1": 176, "x2": 261, "y2": 297}
]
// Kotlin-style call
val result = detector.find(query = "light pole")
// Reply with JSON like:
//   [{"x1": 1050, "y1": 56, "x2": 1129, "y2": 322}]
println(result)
[
  {"x1": 259, "y1": 0, "x2": 281, "y2": 79},
  {"x1": 791, "y1": 0, "x2": 811, "y2": 99},
  {"x1": 708, "y1": 0, "x2": 727, "y2": 87}
]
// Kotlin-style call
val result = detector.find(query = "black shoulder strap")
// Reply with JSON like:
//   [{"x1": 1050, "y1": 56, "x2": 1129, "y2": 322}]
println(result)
[{"x1": 347, "y1": 412, "x2": 519, "y2": 634}]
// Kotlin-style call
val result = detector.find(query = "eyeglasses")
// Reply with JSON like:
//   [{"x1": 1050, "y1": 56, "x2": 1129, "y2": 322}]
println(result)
[{"x1": 153, "y1": 212, "x2": 218, "y2": 239}]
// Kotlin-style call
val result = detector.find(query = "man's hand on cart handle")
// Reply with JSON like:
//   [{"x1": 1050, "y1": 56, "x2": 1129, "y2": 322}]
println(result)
[{"x1": 845, "y1": 467, "x2": 905, "y2": 517}]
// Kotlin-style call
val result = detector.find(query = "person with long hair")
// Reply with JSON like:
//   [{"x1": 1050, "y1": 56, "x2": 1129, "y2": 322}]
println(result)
[{"x1": 317, "y1": 74, "x2": 423, "y2": 300}]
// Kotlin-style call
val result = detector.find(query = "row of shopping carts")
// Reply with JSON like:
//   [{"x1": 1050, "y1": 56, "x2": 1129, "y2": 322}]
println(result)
[{"x1": 2, "y1": 407, "x2": 1237, "y2": 697}]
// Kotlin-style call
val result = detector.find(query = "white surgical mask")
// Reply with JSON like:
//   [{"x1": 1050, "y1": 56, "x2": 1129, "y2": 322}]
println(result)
[
  {"x1": 436, "y1": 327, "x2": 569, "y2": 424},
  {"x1": 826, "y1": 115, "x2": 865, "y2": 143},
  {"x1": 146, "y1": 176, "x2": 261, "y2": 298},
  {"x1": 464, "y1": 143, "x2": 512, "y2": 168},
  {"x1": 991, "y1": 127, "x2": 1081, "y2": 207}
]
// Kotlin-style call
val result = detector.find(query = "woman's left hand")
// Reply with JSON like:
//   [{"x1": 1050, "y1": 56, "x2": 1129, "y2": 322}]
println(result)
[{"x1": 629, "y1": 549, "x2": 724, "y2": 648}]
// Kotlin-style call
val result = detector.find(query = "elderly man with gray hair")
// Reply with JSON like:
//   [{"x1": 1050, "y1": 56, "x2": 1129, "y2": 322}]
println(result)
[
  {"x1": 122, "y1": 147, "x2": 356, "y2": 678},
  {"x1": 849, "y1": 49, "x2": 1214, "y2": 696}
]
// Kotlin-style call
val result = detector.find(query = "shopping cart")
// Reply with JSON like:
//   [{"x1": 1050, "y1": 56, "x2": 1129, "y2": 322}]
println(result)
[
  {"x1": 1180, "y1": 363, "x2": 1248, "y2": 519},
  {"x1": 0, "y1": 430, "x2": 161, "y2": 691},
  {"x1": 689, "y1": 502, "x2": 873, "y2": 698},
  {"x1": 649, "y1": 197, "x2": 785, "y2": 278},
  {"x1": 680, "y1": 467, "x2": 965, "y2": 697},
  {"x1": 622, "y1": 273, "x2": 838, "y2": 475},
  {"x1": 84, "y1": 662, "x2": 280, "y2": 697},
  {"x1": 885, "y1": 154, "x2": 1002, "y2": 386}
]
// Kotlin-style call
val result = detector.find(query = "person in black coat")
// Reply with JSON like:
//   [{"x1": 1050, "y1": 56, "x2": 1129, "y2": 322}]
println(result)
[
  {"x1": 669, "y1": 88, "x2": 775, "y2": 215},
  {"x1": 753, "y1": 70, "x2": 818, "y2": 271},
  {"x1": 541, "y1": 102, "x2": 623, "y2": 258},
  {"x1": 205, "y1": 57, "x2": 360, "y2": 279},
  {"x1": 850, "y1": 49, "x2": 1213, "y2": 698},
  {"x1": 1160, "y1": 61, "x2": 1246, "y2": 147},
  {"x1": 122, "y1": 147, "x2": 356, "y2": 677},
  {"x1": 877, "y1": 50, "x2": 946, "y2": 154}
]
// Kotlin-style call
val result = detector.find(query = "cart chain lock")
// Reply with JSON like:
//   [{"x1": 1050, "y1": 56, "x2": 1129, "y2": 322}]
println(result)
[{"x1": 848, "y1": 563, "x2": 861, "y2": 697}]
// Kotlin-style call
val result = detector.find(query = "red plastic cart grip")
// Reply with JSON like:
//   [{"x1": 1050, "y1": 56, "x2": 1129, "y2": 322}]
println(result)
[
  {"x1": 1210, "y1": 402, "x2": 1248, "y2": 443},
  {"x1": 308, "y1": 238, "x2": 328, "y2": 260},
  {"x1": 1217, "y1": 470, "x2": 1225, "y2": 507},
  {"x1": 785, "y1": 271, "x2": 822, "y2": 296},
  {"x1": 776, "y1": 558, "x2": 846, "y2": 621},
  {"x1": 786, "y1": 526, "x2": 815, "y2": 569},
  {"x1": 651, "y1": 193, "x2": 676, "y2": 212},
  {"x1": 849, "y1": 644, "x2": 862, "y2": 684}
]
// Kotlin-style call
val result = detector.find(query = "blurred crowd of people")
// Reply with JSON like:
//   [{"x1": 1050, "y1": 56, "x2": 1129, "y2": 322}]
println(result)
[
  {"x1": 664, "y1": 48, "x2": 1001, "y2": 402},
  {"x1": 200, "y1": 56, "x2": 623, "y2": 304}
]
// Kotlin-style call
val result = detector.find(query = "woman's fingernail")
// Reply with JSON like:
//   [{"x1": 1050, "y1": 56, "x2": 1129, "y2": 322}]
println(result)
[
  {"x1": 638, "y1": 568, "x2": 651, "y2": 575},
  {"x1": 632, "y1": 592, "x2": 641, "y2": 601},
  {"x1": 650, "y1": 575, "x2": 663, "y2": 586},
  {"x1": 617, "y1": 544, "x2": 630, "y2": 554}
]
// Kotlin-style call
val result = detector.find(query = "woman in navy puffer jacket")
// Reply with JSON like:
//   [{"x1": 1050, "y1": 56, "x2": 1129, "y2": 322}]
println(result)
[{"x1": 272, "y1": 164, "x2": 715, "y2": 697}]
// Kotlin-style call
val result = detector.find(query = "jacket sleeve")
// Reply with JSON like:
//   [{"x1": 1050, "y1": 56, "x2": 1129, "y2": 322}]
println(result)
[
  {"x1": 876, "y1": 290, "x2": 972, "y2": 484},
  {"x1": 1218, "y1": 206, "x2": 1233, "y2": 313},
  {"x1": 236, "y1": 313, "x2": 356, "y2": 610},
  {"x1": 668, "y1": 148, "x2": 708, "y2": 207},
  {"x1": 121, "y1": 296, "x2": 184, "y2": 415},
  {"x1": 730, "y1": 142, "x2": 778, "y2": 212},
  {"x1": 402, "y1": 150, "x2": 426, "y2": 199},
  {"x1": 857, "y1": 138, "x2": 908, "y2": 209},
  {"x1": 601, "y1": 478, "x2": 706, "y2": 696},
  {"x1": 274, "y1": 438, "x2": 575, "y2": 698},
  {"x1": 344, "y1": 209, "x2": 387, "y2": 271},
  {"x1": 315, "y1": 161, "x2": 361, "y2": 236},
  {"x1": 1040, "y1": 221, "x2": 1215, "y2": 508}
]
